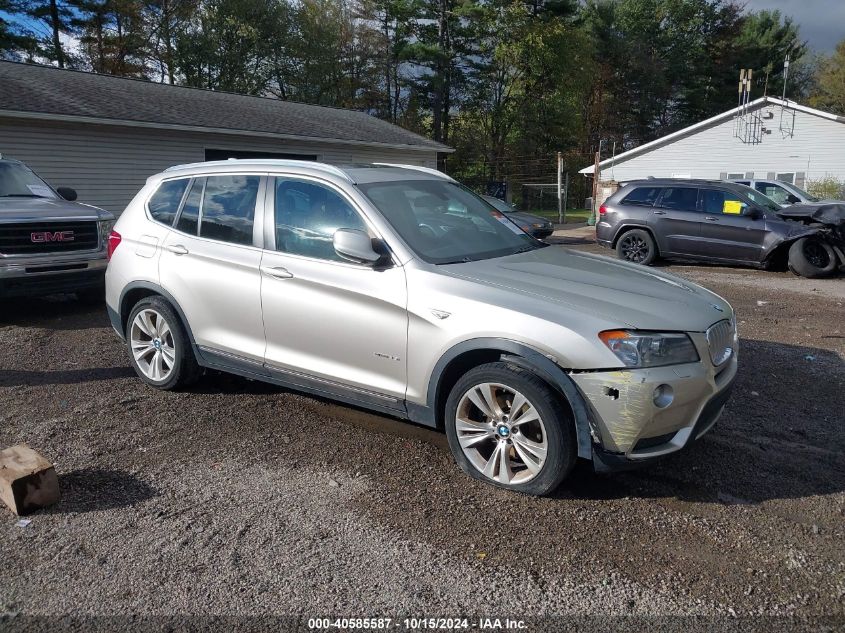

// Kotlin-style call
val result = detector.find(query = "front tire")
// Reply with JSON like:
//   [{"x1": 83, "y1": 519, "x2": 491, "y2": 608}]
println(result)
[
  {"x1": 445, "y1": 362, "x2": 576, "y2": 496},
  {"x1": 616, "y1": 229, "x2": 657, "y2": 265},
  {"x1": 126, "y1": 296, "x2": 200, "y2": 390},
  {"x1": 788, "y1": 237, "x2": 836, "y2": 278}
]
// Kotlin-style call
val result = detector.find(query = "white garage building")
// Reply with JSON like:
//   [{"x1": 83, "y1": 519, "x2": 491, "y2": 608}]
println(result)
[
  {"x1": 580, "y1": 97, "x2": 845, "y2": 189},
  {"x1": 0, "y1": 61, "x2": 450, "y2": 215}
]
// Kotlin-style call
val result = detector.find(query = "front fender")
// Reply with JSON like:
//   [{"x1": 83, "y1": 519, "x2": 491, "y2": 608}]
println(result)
[{"x1": 413, "y1": 337, "x2": 596, "y2": 459}]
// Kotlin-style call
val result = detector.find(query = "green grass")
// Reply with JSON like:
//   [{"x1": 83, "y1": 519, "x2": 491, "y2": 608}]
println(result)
[{"x1": 524, "y1": 208, "x2": 591, "y2": 223}]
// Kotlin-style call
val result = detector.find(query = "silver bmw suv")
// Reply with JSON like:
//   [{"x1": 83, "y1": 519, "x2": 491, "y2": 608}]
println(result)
[{"x1": 106, "y1": 160, "x2": 737, "y2": 495}]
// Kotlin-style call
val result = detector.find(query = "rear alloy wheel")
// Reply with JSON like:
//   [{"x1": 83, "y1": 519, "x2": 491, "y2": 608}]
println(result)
[
  {"x1": 445, "y1": 362, "x2": 576, "y2": 496},
  {"x1": 788, "y1": 237, "x2": 836, "y2": 279},
  {"x1": 126, "y1": 296, "x2": 200, "y2": 390},
  {"x1": 616, "y1": 229, "x2": 657, "y2": 265}
]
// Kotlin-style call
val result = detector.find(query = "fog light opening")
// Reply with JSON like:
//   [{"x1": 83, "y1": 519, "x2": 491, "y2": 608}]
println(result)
[{"x1": 653, "y1": 384, "x2": 674, "y2": 408}]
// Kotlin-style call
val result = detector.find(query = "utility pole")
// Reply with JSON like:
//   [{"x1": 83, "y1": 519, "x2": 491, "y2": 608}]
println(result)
[
  {"x1": 563, "y1": 172, "x2": 569, "y2": 224},
  {"x1": 588, "y1": 145, "x2": 602, "y2": 226},
  {"x1": 557, "y1": 152, "x2": 563, "y2": 224}
]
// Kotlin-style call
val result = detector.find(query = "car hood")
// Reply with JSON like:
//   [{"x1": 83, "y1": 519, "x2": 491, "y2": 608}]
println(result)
[
  {"x1": 0, "y1": 197, "x2": 112, "y2": 223},
  {"x1": 441, "y1": 246, "x2": 731, "y2": 331},
  {"x1": 508, "y1": 211, "x2": 550, "y2": 226}
]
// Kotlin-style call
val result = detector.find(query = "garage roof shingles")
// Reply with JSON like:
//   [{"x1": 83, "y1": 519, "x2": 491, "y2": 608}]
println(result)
[{"x1": 0, "y1": 61, "x2": 449, "y2": 151}]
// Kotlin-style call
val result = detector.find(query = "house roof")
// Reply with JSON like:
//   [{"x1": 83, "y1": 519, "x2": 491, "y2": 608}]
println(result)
[
  {"x1": 579, "y1": 97, "x2": 845, "y2": 175},
  {"x1": 0, "y1": 61, "x2": 452, "y2": 153}
]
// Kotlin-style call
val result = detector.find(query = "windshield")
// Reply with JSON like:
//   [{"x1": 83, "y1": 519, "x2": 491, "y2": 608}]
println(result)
[
  {"x1": 788, "y1": 183, "x2": 820, "y2": 202},
  {"x1": 483, "y1": 196, "x2": 514, "y2": 213},
  {"x1": 359, "y1": 179, "x2": 543, "y2": 264},
  {"x1": 736, "y1": 185, "x2": 781, "y2": 212},
  {"x1": 0, "y1": 162, "x2": 57, "y2": 199}
]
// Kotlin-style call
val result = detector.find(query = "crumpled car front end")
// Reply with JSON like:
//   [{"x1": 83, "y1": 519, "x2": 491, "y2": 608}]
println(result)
[{"x1": 570, "y1": 318, "x2": 738, "y2": 470}]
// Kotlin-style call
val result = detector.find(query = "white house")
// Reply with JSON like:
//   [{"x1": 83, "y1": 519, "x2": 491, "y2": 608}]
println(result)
[
  {"x1": 0, "y1": 61, "x2": 451, "y2": 215},
  {"x1": 579, "y1": 97, "x2": 845, "y2": 189}
]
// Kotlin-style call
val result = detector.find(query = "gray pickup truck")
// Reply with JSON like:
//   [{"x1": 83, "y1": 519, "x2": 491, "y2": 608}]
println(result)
[{"x1": 0, "y1": 157, "x2": 114, "y2": 301}]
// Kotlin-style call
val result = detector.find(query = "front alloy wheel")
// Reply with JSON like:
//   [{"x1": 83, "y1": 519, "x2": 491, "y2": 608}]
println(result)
[
  {"x1": 445, "y1": 362, "x2": 576, "y2": 496},
  {"x1": 456, "y1": 383, "x2": 548, "y2": 485}
]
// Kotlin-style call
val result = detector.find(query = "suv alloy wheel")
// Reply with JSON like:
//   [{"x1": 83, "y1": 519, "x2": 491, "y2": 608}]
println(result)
[{"x1": 445, "y1": 362, "x2": 576, "y2": 495}]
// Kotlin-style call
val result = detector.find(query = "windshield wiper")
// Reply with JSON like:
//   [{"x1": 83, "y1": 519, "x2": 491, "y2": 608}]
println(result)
[{"x1": 437, "y1": 256, "x2": 474, "y2": 265}]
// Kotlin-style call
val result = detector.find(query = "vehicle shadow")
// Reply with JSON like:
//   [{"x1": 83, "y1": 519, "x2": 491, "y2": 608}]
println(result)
[
  {"x1": 557, "y1": 337, "x2": 845, "y2": 504},
  {"x1": 0, "y1": 295, "x2": 108, "y2": 331},
  {"x1": 0, "y1": 366, "x2": 135, "y2": 387},
  {"x1": 43, "y1": 468, "x2": 158, "y2": 514}
]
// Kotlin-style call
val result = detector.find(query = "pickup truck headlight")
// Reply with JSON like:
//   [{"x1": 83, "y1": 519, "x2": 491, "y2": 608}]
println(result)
[
  {"x1": 99, "y1": 219, "x2": 116, "y2": 246},
  {"x1": 598, "y1": 330, "x2": 699, "y2": 368}
]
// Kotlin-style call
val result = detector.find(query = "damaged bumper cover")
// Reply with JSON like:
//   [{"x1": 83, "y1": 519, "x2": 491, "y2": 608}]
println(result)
[{"x1": 569, "y1": 331, "x2": 738, "y2": 472}]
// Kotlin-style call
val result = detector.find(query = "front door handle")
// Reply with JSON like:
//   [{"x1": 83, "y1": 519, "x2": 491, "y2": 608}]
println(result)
[
  {"x1": 704, "y1": 216, "x2": 718, "y2": 222},
  {"x1": 164, "y1": 244, "x2": 189, "y2": 255},
  {"x1": 261, "y1": 266, "x2": 294, "y2": 279},
  {"x1": 653, "y1": 210, "x2": 666, "y2": 215}
]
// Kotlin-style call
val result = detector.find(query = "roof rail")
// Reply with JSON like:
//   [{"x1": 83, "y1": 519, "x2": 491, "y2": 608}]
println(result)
[
  {"x1": 164, "y1": 159, "x2": 354, "y2": 182},
  {"x1": 372, "y1": 163, "x2": 454, "y2": 181}
]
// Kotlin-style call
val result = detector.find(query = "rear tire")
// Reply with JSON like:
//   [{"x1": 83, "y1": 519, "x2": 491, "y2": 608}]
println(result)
[
  {"x1": 126, "y1": 296, "x2": 200, "y2": 390},
  {"x1": 445, "y1": 362, "x2": 576, "y2": 496},
  {"x1": 616, "y1": 229, "x2": 657, "y2": 265},
  {"x1": 788, "y1": 237, "x2": 836, "y2": 278}
]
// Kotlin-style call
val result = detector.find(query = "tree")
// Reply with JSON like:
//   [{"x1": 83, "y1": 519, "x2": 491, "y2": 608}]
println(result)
[
  {"x1": 736, "y1": 9, "x2": 808, "y2": 100},
  {"x1": 16, "y1": 0, "x2": 76, "y2": 66},
  {"x1": 1, "y1": 0, "x2": 38, "y2": 59},
  {"x1": 73, "y1": 0, "x2": 150, "y2": 76},
  {"x1": 809, "y1": 40, "x2": 845, "y2": 115}
]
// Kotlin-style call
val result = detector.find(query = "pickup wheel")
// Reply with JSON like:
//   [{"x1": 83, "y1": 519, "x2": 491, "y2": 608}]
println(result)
[
  {"x1": 126, "y1": 296, "x2": 200, "y2": 390},
  {"x1": 445, "y1": 362, "x2": 576, "y2": 496},
  {"x1": 788, "y1": 237, "x2": 836, "y2": 278},
  {"x1": 616, "y1": 229, "x2": 657, "y2": 265}
]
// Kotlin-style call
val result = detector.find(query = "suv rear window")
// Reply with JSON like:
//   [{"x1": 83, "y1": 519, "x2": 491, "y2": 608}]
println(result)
[
  {"x1": 657, "y1": 187, "x2": 698, "y2": 212},
  {"x1": 621, "y1": 187, "x2": 660, "y2": 207},
  {"x1": 148, "y1": 178, "x2": 189, "y2": 225},
  {"x1": 199, "y1": 175, "x2": 260, "y2": 245}
]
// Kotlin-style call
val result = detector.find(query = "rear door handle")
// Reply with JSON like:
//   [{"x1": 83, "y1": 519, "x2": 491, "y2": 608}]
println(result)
[
  {"x1": 652, "y1": 210, "x2": 666, "y2": 215},
  {"x1": 261, "y1": 266, "x2": 294, "y2": 279},
  {"x1": 704, "y1": 216, "x2": 718, "y2": 222},
  {"x1": 164, "y1": 244, "x2": 189, "y2": 255}
]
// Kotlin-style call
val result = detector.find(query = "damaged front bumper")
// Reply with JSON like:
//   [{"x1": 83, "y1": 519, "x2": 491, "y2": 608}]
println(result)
[{"x1": 569, "y1": 332, "x2": 738, "y2": 472}]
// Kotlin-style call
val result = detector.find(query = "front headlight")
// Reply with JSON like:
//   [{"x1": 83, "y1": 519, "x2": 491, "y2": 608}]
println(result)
[
  {"x1": 99, "y1": 219, "x2": 116, "y2": 246},
  {"x1": 598, "y1": 330, "x2": 699, "y2": 368}
]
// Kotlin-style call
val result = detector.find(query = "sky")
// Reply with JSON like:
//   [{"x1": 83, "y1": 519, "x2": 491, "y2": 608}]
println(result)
[{"x1": 744, "y1": 0, "x2": 845, "y2": 53}]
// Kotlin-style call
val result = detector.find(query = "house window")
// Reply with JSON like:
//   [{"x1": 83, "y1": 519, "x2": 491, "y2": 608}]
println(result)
[
  {"x1": 727, "y1": 173, "x2": 744, "y2": 180},
  {"x1": 776, "y1": 172, "x2": 795, "y2": 184}
]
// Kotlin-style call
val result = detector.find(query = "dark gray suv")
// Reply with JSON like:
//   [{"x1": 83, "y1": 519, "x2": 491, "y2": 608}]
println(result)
[{"x1": 596, "y1": 179, "x2": 825, "y2": 274}]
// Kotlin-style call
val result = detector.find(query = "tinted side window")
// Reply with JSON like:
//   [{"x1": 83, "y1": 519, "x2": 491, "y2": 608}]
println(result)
[
  {"x1": 176, "y1": 178, "x2": 203, "y2": 235},
  {"x1": 701, "y1": 189, "x2": 747, "y2": 215},
  {"x1": 275, "y1": 178, "x2": 368, "y2": 262},
  {"x1": 755, "y1": 182, "x2": 790, "y2": 205},
  {"x1": 199, "y1": 175, "x2": 259, "y2": 245},
  {"x1": 621, "y1": 187, "x2": 660, "y2": 207},
  {"x1": 657, "y1": 187, "x2": 699, "y2": 212},
  {"x1": 148, "y1": 178, "x2": 189, "y2": 226}
]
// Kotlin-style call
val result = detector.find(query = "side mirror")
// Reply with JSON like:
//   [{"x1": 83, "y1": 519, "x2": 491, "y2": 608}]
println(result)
[
  {"x1": 56, "y1": 187, "x2": 77, "y2": 201},
  {"x1": 787, "y1": 194, "x2": 800, "y2": 204},
  {"x1": 745, "y1": 207, "x2": 762, "y2": 220},
  {"x1": 333, "y1": 228, "x2": 382, "y2": 265}
]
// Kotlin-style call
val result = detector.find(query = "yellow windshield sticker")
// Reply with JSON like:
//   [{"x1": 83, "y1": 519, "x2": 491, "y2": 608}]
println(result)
[{"x1": 723, "y1": 200, "x2": 742, "y2": 214}]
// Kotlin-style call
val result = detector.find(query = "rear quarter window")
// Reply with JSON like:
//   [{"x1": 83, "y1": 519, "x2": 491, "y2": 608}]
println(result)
[
  {"x1": 148, "y1": 179, "x2": 189, "y2": 226},
  {"x1": 621, "y1": 187, "x2": 661, "y2": 207}
]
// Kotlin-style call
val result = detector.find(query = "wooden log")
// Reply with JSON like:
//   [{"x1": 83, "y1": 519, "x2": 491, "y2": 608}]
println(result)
[{"x1": 0, "y1": 445, "x2": 60, "y2": 516}]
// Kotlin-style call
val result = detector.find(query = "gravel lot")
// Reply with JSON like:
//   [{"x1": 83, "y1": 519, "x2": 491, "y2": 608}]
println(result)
[{"x1": 1, "y1": 236, "x2": 844, "y2": 629}]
